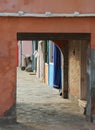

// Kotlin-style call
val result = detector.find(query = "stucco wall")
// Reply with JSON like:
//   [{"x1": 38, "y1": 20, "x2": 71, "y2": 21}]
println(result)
[
  {"x1": 44, "y1": 63, "x2": 48, "y2": 85},
  {"x1": 0, "y1": 0, "x2": 95, "y2": 14},
  {"x1": 0, "y1": 40, "x2": 16, "y2": 117},
  {"x1": 0, "y1": 17, "x2": 95, "y2": 47},
  {"x1": 22, "y1": 41, "x2": 32, "y2": 66},
  {"x1": 0, "y1": 0, "x2": 95, "y2": 123},
  {"x1": 0, "y1": 14, "x2": 95, "y2": 121},
  {"x1": 68, "y1": 40, "x2": 81, "y2": 101},
  {"x1": 48, "y1": 63, "x2": 54, "y2": 87},
  {"x1": 91, "y1": 50, "x2": 95, "y2": 117},
  {"x1": 22, "y1": 41, "x2": 32, "y2": 57}
]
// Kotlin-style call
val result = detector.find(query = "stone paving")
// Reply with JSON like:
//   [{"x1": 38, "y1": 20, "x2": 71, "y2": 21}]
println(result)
[{"x1": 0, "y1": 68, "x2": 95, "y2": 130}]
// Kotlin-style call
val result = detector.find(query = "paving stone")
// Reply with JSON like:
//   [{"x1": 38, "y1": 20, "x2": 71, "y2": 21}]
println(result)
[{"x1": 0, "y1": 68, "x2": 95, "y2": 130}]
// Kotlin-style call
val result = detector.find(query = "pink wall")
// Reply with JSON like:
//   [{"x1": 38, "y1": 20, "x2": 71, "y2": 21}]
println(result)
[
  {"x1": 0, "y1": 0, "x2": 95, "y2": 14},
  {"x1": 22, "y1": 41, "x2": 32, "y2": 66},
  {"x1": 22, "y1": 41, "x2": 32, "y2": 57}
]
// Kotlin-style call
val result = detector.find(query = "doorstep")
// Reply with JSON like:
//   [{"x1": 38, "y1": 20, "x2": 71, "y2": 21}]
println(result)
[{"x1": 78, "y1": 99, "x2": 87, "y2": 114}]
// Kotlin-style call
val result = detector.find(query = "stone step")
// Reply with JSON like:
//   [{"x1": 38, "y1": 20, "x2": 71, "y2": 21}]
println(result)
[{"x1": 78, "y1": 99, "x2": 87, "y2": 115}]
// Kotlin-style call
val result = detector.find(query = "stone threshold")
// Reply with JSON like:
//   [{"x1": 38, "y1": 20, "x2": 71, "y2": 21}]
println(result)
[
  {"x1": 78, "y1": 99, "x2": 87, "y2": 107},
  {"x1": 78, "y1": 99, "x2": 87, "y2": 115}
]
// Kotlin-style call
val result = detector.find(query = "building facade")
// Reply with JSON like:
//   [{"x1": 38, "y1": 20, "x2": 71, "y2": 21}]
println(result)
[{"x1": 0, "y1": 0, "x2": 95, "y2": 123}]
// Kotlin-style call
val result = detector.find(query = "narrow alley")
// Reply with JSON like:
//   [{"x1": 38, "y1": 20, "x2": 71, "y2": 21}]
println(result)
[
  {"x1": 0, "y1": 1, "x2": 95, "y2": 129},
  {"x1": 16, "y1": 68, "x2": 83, "y2": 124},
  {"x1": 1, "y1": 68, "x2": 94, "y2": 130},
  {"x1": 0, "y1": 68, "x2": 95, "y2": 130}
]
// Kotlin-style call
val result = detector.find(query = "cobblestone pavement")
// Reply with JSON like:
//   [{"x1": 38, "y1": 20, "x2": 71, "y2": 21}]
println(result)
[{"x1": 0, "y1": 68, "x2": 95, "y2": 130}]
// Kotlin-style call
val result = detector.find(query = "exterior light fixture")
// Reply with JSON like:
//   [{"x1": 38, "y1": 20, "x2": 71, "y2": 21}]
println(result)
[
  {"x1": 18, "y1": 11, "x2": 24, "y2": 16},
  {"x1": 45, "y1": 12, "x2": 52, "y2": 16},
  {"x1": 73, "y1": 11, "x2": 80, "y2": 16}
]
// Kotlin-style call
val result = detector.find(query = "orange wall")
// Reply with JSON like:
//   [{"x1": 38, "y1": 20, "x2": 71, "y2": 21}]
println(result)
[
  {"x1": 0, "y1": 0, "x2": 95, "y2": 14},
  {"x1": 0, "y1": 16, "x2": 95, "y2": 116},
  {"x1": 44, "y1": 63, "x2": 48, "y2": 85},
  {"x1": 0, "y1": 17, "x2": 94, "y2": 46}
]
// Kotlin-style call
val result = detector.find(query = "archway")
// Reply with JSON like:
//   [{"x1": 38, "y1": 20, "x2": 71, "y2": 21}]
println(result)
[
  {"x1": 0, "y1": 15, "x2": 93, "y2": 124},
  {"x1": 16, "y1": 38, "x2": 64, "y2": 124},
  {"x1": 17, "y1": 33, "x2": 90, "y2": 120}
]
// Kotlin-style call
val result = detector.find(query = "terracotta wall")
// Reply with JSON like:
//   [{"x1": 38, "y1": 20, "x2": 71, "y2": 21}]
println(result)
[
  {"x1": 0, "y1": 0, "x2": 95, "y2": 13},
  {"x1": 0, "y1": 16, "x2": 95, "y2": 120},
  {"x1": 0, "y1": 39, "x2": 16, "y2": 116},
  {"x1": 0, "y1": 17, "x2": 95, "y2": 46},
  {"x1": 0, "y1": 0, "x2": 95, "y2": 122}
]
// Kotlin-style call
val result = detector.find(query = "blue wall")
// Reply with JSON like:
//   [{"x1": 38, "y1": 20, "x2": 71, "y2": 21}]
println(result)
[
  {"x1": 48, "y1": 63, "x2": 54, "y2": 87},
  {"x1": 48, "y1": 41, "x2": 54, "y2": 87},
  {"x1": 48, "y1": 41, "x2": 62, "y2": 89}
]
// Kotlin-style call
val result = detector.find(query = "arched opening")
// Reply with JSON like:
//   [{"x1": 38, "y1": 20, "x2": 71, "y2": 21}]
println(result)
[{"x1": 16, "y1": 39, "x2": 64, "y2": 124}]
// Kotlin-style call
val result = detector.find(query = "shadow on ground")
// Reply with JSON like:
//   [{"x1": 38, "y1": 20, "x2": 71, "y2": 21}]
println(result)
[
  {"x1": 16, "y1": 102, "x2": 85, "y2": 124},
  {"x1": 0, "y1": 122, "x2": 39, "y2": 130},
  {"x1": 0, "y1": 102, "x2": 95, "y2": 130}
]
